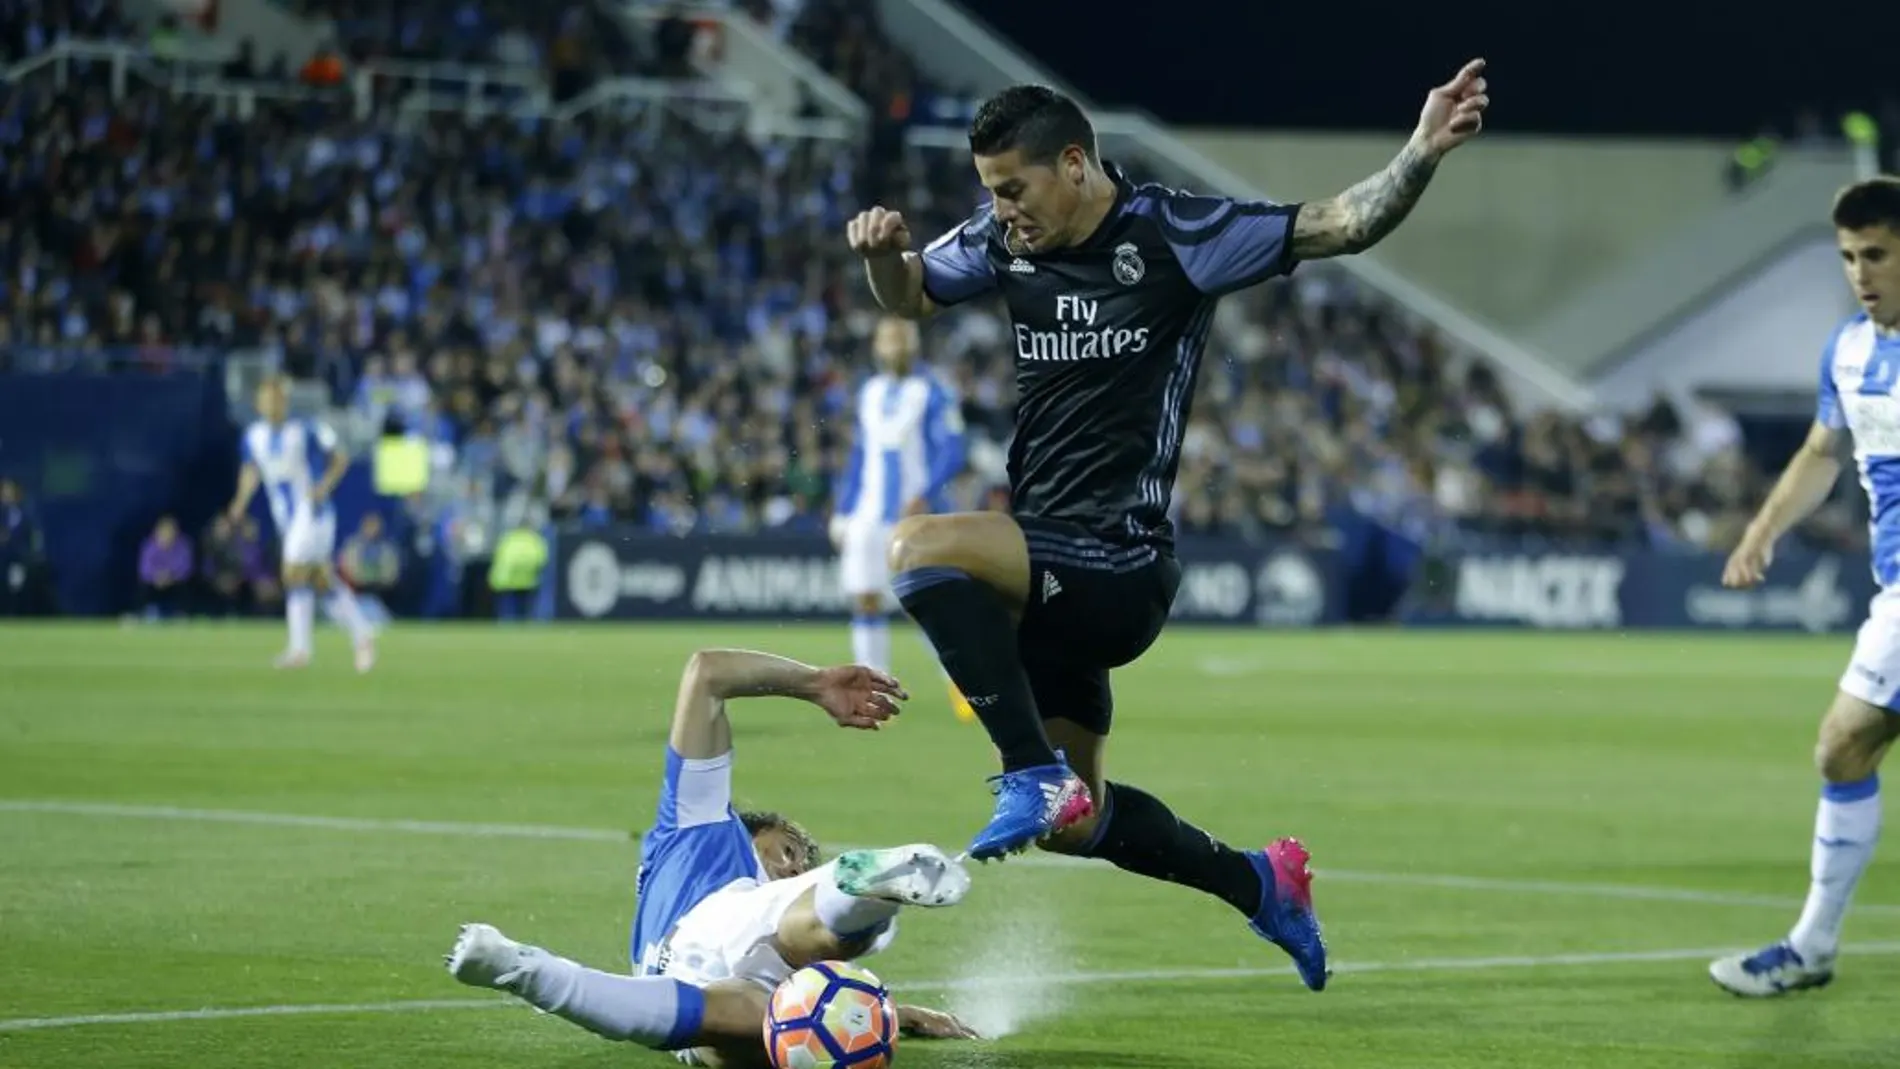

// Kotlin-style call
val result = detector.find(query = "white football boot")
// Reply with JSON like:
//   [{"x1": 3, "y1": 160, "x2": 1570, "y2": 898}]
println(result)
[
  {"x1": 1709, "y1": 941, "x2": 1835, "y2": 997},
  {"x1": 446, "y1": 922, "x2": 541, "y2": 992},
  {"x1": 833, "y1": 844, "x2": 971, "y2": 908}
]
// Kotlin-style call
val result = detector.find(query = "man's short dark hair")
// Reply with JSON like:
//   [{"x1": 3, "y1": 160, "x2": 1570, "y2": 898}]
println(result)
[
  {"x1": 739, "y1": 809, "x2": 820, "y2": 869},
  {"x1": 968, "y1": 85, "x2": 1096, "y2": 165},
  {"x1": 1833, "y1": 177, "x2": 1900, "y2": 232}
]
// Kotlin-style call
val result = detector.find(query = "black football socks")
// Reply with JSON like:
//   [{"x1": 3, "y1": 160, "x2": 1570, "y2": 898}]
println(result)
[
  {"x1": 893, "y1": 567, "x2": 1059, "y2": 771},
  {"x1": 1081, "y1": 781, "x2": 1265, "y2": 915}
]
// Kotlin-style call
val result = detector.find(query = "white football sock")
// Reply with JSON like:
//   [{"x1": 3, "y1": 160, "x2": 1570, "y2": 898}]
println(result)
[
  {"x1": 1789, "y1": 775, "x2": 1881, "y2": 961},
  {"x1": 507, "y1": 947, "x2": 704, "y2": 1048},
  {"x1": 851, "y1": 613, "x2": 890, "y2": 673},
  {"x1": 324, "y1": 585, "x2": 373, "y2": 643},
  {"x1": 814, "y1": 867, "x2": 901, "y2": 937},
  {"x1": 287, "y1": 588, "x2": 315, "y2": 656}
]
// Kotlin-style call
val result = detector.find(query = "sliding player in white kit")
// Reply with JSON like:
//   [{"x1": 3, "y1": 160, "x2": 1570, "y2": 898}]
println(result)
[
  {"x1": 830, "y1": 316, "x2": 976, "y2": 721},
  {"x1": 224, "y1": 376, "x2": 377, "y2": 672},
  {"x1": 1711, "y1": 177, "x2": 1900, "y2": 996},
  {"x1": 447, "y1": 649, "x2": 978, "y2": 1067}
]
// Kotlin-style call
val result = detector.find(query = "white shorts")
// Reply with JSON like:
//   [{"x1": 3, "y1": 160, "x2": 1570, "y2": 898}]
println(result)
[
  {"x1": 659, "y1": 860, "x2": 898, "y2": 996},
  {"x1": 660, "y1": 863, "x2": 836, "y2": 994},
  {"x1": 280, "y1": 504, "x2": 336, "y2": 567},
  {"x1": 839, "y1": 519, "x2": 893, "y2": 599},
  {"x1": 1840, "y1": 586, "x2": 1900, "y2": 709}
]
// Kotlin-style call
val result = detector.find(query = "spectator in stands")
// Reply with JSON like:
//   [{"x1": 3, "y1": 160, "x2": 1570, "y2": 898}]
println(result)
[
  {"x1": 653, "y1": 5, "x2": 696, "y2": 78},
  {"x1": 200, "y1": 514, "x2": 278, "y2": 617},
  {"x1": 0, "y1": 478, "x2": 43, "y2": 615},
  {"x1": 488, "y1": 510, "x2": 548, "y2": 621},
  {"x1": 299, "y1": 37, "x2": 347, "y2": 88},
  {"x1": 222, "y1": 38, "x2": 259, "y2": 81},
  {"x1": 340, "y1": 512, "x2": 402, "y2": 604},
  {"x1": 3, "y1": 0, "x2": 130, "y2": 61},
  {"x1": 138, "y1": 514, "x2": 194, "y2": 619}
]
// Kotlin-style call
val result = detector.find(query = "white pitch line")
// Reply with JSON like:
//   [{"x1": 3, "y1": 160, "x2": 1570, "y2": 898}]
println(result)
[
  {"x1": 0, "y1": 799, "x2": 629, "y2": 843},
  {"x1": 7, "y1": 798, "x2": 1898, "y2": 916},
  {"x1": 1308, "y1": 869, "x2": 1900, "y2": 915},
  {"x1": 9, "y1": 941, "x2": 1900, "y2": 1033},
  {"x1": 0, "y1": 999, "x2": 511, "y2": 1033},
  {"x1": 1195, "y1": 654, "x2": 1836, "y2": 681}
]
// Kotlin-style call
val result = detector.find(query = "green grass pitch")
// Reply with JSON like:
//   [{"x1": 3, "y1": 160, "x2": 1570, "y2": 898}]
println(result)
[{"x1": 2, "y1": 622, "x2": 1898, "y2": 1068}]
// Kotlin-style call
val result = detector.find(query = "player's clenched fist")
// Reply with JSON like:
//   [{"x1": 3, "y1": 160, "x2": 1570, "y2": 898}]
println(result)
[{"x1": 847, "y1": 207, "x2": 912, "y2": 259}]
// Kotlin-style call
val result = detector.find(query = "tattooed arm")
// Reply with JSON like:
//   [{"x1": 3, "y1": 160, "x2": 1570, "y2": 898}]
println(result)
[
  {"x1": 1288, "y1": 59, "x2": 1489, "y2": 261},
  {"x1": 1289, "y1": 139, "x2": 1440, "y2": 260}
]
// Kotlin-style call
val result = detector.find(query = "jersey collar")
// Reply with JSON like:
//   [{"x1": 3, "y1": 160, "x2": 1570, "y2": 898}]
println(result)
[{"x1": 1069, "y1": 158, "x2": 1132, "y2": 252}]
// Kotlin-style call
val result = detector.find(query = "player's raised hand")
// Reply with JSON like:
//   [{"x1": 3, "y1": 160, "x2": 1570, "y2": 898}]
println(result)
[
  {"x1": 847, "y1": 207, "x2": 913, "y2": 260},
  {"x1": 1723, "y1": 533, "x2": 1774, "y2": 589},
  {"x1": 1414, "y1": 58, "x2": 1488, "y2": 158},
  {"x1": 809, "y1": 665, "x2": 908, "y2": 730}
]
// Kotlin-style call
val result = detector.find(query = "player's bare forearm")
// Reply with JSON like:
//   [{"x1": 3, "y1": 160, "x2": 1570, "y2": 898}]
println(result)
[
  {"x1": 315, "y1": 451, "x2": 350, "y2": 501},
  {"x1": 1290, "y1": 137, "x2": 1439, "y2": 259},
  {"x1": 228, "y1": 464, "x2": 259, "y2": 515},
  {"x1": 672, "y1": 650, "x2": 822, "y2": 754},
  {"x1": 686, "y1": 650, "x2": 821, "y2": 702},
  {"x1": 864, "y1": 254, "x2": 931, "y2": 319},
  {"x1": 673, "y1": 652, "x2": 898, "y2": 754},
  {"x1": 1745, "y1": 425, "x2": 1841, "y2": 544}
]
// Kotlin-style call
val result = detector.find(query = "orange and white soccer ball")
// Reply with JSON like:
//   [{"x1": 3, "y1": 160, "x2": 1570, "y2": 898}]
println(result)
[{"x1": 762, "y1": 961, "x2": 899, "y2": 1069}]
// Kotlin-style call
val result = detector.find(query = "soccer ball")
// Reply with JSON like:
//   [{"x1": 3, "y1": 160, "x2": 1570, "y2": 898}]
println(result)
[{"x1": 762, "y1": 961, "x2": 899, "y2": 1069}]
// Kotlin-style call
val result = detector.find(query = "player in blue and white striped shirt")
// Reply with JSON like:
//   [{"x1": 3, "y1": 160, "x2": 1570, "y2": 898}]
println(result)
[
  {"x1": 830, "y1": 317, "x2": 974, "y2": 720},
  {"x1": 446, "y1": 649, "x2": 978, "y2": 1065},
  {"x1": 1712, "y1": 177, "x2": 1900, "y2": 996},
  {"x1": 225, "y1": 377, "x2": 377, "y2": 672}
]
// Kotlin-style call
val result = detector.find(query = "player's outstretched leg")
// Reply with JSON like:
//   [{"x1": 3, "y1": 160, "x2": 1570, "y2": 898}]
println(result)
[
  {"x1": 1711, "y1": 691, "x2": 1895, "y2": 996},
  {"x1": 773, "y1": 844, "x2": 974, "y2": 966},
  {"x1": 447, "y1": 923, "x2": 716, "y2": 1047},
  {"x1": 1051, "y1": 778, "x2": 1328, "y2": 990},
  {"x1": 887, "y1": 513, "x2": 1090, "y2": 860}
]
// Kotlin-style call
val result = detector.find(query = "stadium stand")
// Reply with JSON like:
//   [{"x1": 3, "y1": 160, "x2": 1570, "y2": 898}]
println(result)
[{"x1": 0, "y1": 0, "x2": 1865, "y2": 620}]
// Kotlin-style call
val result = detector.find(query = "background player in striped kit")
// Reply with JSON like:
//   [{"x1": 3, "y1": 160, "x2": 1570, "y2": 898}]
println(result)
[
  {"x1": 830, "y1": 316, "x2": 975, "y2": 721},
  {"x1": 226, "y1": 376, "x2": 378, "y2": 672},
  {"x1": 1712, "y1": 177, "x2": 1900, "y2": 997}
]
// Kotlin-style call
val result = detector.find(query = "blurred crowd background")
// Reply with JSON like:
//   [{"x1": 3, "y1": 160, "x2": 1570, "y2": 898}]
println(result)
[{"x1": 0, "y1": 0, "x2": 1871, "y2": 619}]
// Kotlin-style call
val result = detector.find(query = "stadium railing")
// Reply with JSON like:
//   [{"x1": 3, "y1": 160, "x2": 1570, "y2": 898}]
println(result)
[
  {"x1": 601, "y1": 0, "x2": 869, "y2": 133},
  {"x1": 4, "y1": 39, "x2": 864, "y2": 142},
  {"x1": 4, "y1": 40, "x2": 354, "y2": 118}
]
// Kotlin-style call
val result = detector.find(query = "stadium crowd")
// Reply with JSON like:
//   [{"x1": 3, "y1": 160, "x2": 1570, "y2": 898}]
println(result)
[{"x1": 0, "y1": 0, "x2": 1858, "y2": 606}]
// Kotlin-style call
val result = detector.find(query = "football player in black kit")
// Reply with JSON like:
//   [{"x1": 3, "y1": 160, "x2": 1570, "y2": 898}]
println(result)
[{"x1": 846, "y1": 60, "x2": 1489, "y2": 991}]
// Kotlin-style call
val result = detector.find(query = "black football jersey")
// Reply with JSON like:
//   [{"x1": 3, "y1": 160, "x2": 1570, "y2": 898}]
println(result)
[{"x1": 920, "y1": 162, "x2": 1299, "y2": 547}]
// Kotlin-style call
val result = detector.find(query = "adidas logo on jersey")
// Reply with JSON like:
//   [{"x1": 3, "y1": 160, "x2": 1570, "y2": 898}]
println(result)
[
  {"x1": 1041, "y1": 572, "x2": 1063, "y2": 603},
  {"x1": 1008, "y1": 258, "x2": 1036, "y2": 274}
]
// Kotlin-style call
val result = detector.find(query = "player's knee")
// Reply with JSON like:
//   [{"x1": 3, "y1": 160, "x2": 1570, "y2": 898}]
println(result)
[
  {"x1": 886, "y1": 515, "x2": 947, "y2": 573},
  {"x1": 1816, "y1": 702, "x2": 1890, "y2": 782},
  {"x1": 1816, "y1": 728, "x2": 1879, "y2": 783}
]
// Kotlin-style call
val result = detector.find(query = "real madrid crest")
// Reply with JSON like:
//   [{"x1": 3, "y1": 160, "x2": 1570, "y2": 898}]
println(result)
[{"x1": 1112, "y1": 242, "x2": 1145, "y2": 286}]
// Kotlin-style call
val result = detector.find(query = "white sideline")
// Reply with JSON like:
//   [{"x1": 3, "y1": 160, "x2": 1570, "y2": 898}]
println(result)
[
  {"x1": 7, "y1": 941, "x2": 1900, "y2": 1033},
  {"x1": 8, "y1": 798, "x2": 1896, "y2": 916}
]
